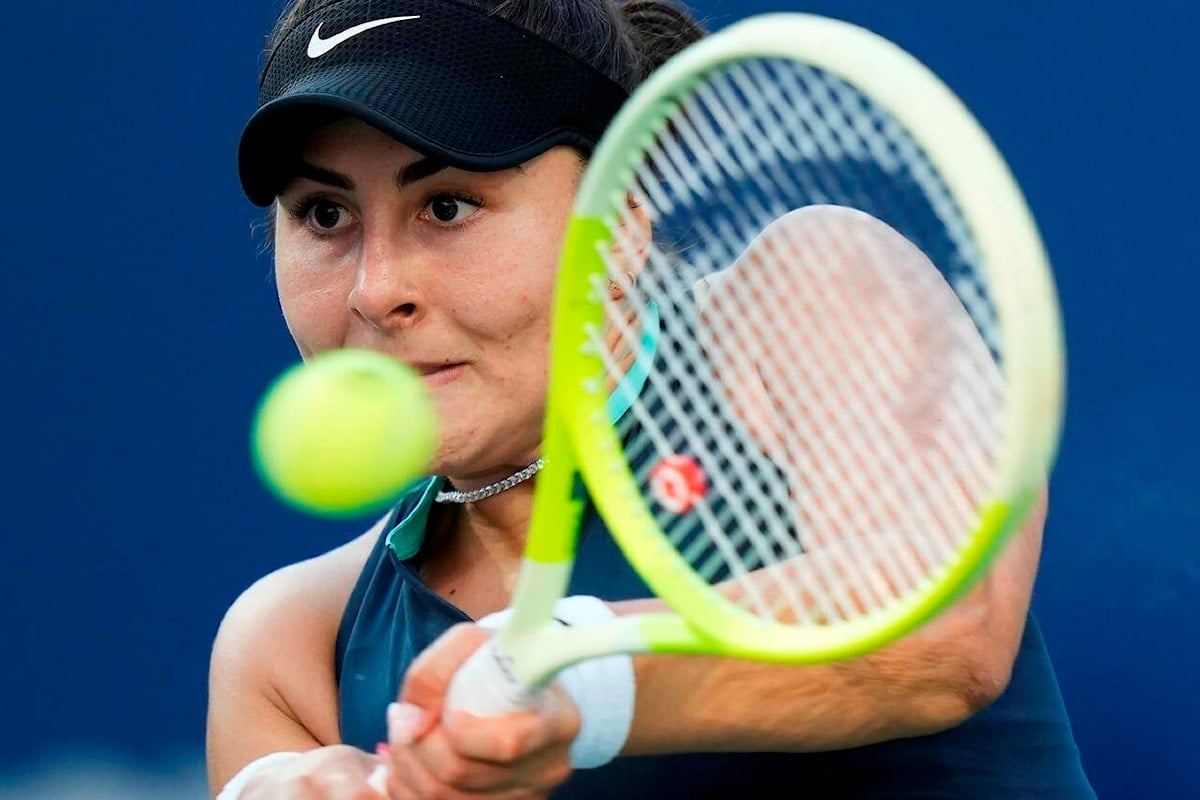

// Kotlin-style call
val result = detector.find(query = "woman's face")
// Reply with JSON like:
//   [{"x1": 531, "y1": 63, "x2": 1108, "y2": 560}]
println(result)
[{"x1": 273, "y1": 118, "x2": 581, "y2": 486}]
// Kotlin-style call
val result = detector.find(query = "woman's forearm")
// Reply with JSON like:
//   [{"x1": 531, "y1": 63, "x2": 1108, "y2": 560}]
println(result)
[{"x1": 616, "y1": 493, "x2": 1045, "y2": 754}]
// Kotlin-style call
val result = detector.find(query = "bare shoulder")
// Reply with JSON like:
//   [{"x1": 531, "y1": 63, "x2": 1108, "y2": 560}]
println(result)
[
  {"x1": 208, "y1": 517, "x2": 386, "y2": 750},
  {"x1": 215, "y1": 519, "x2": 382, "y2": 650}
]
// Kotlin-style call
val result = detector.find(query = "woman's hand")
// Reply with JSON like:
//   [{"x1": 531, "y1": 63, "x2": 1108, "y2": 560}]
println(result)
[
  {"x1": 237, "y1": 745, "x2": 384, "y2": 799},
  {"x1": 381, "y1": 623, "x2": 579, "y2": 799}
]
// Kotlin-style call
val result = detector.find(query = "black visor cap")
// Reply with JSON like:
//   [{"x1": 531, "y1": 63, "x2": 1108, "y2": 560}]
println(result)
[{"x1": 238, "y1": 0, "x2": 629, "y2": 206}]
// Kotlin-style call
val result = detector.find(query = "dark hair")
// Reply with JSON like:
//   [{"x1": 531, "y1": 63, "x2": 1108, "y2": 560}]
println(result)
[{"x1": 264, "y1": 0, "x2": 705, "y2": 93}]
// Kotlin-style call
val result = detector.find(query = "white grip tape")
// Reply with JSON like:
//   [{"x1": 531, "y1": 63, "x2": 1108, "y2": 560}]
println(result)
[
  {"x1": 445, "y1": 636, "x2": 533, "y2": 715},
  {"x1": 215, "y1": 751, "x2": 303, "y2": 799},
  {"x1": 475, "y1": 595, "x2": 635, "y2": 769},
  {"x1": 371, "y1": 595, "x2": 634, "y2": 788}
]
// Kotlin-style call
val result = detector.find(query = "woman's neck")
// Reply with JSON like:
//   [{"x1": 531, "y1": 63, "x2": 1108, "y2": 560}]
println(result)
[{"x1": 417, "y1": 481, "x2": 537, "y2": 616}]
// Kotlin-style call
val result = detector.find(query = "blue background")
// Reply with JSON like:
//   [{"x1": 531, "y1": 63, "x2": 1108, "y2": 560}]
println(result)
[{"x1": 2, "y1": 1, "x2": 1195, "y2": 798}]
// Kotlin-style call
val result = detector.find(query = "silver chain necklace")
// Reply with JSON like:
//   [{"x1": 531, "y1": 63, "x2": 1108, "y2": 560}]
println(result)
[{"x1": 434, "y1": 458, "x2": 546, "y2": 504}]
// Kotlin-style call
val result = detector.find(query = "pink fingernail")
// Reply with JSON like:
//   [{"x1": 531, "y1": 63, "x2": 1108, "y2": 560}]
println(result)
[
  {"x1": 387, "y1": 702, "x2": 424, "y2": 745},
  {"x1": 375, "y1": 742, "x2": 390, "y2": 758}
]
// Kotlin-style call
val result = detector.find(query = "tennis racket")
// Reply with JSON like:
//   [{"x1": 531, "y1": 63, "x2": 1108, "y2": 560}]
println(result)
[{"x1": 429, "y1": 10, "x2": 1063, "y2": 721}]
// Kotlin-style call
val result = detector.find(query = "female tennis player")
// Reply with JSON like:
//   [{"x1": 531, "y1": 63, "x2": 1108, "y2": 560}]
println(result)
[{"x1": 208, "y1": 1, "x2": 1096, "y2": 797}]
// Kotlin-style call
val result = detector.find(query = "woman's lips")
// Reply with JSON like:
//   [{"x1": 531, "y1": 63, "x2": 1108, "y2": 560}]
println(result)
[{"x1": 415, "y1": 362, "x2": 465, "y2": 388}]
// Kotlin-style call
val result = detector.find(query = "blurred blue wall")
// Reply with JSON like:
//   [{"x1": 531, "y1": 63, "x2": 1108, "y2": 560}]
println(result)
[{"x1": 2, "y1": 1, "x2": 1195, "y2": 797}]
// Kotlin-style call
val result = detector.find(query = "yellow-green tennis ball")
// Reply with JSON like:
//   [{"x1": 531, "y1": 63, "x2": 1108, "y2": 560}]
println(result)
[{"x1": 252, "y1": 349, "x2": 437, "y2": 517}]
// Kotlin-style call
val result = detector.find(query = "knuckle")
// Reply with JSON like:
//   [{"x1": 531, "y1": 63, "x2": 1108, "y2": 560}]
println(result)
[
  {"x1": 495, "y1": 724, "x2": 537, "y2": 762},
  {"x1": 403, "y1": 668, "x2": 439, "y2": 699},
  {"x1": 436, "y1": 758, "x2": 472, "y2": 787},
  {"x1": 491, "y1": 738, "x2": 522, "y2": 764},
  {"x1": 542, "y1": 760, "x2": 574, "y2": 788},
  {"x1": 297, "y1": 772, "x2": 327, "y2": 793},
  {"x1": 426, "y1": 784, "x2": 458, "y2": 800},
  {"x1": 441, "y1": 622, "x2": 489, "y2": 652},
  {"x1": 446, "y1": 621, "x2": 482, "y2": 638},
  {"x1": 559, "y1": 705, "x2": 582, "y2": 741}
]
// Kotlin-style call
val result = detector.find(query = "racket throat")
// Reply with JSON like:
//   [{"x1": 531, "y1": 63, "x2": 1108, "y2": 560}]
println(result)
[{"x1": 503, "y1": 613, "x2": 654, "y2": 688}]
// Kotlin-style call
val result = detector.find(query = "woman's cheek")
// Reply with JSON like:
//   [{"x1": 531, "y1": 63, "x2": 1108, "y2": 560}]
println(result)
[{"x1": 275, "y1": 272, "x2": 351, "y2": 356}]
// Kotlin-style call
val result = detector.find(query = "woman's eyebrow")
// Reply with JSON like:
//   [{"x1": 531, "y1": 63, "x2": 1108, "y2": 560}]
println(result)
[
  {"x1": 398, "y1": 157, "x2": 450, "y2": 187},
  {"x1": 292, "y1": 160, "x2": 353, "y2": 190},
  {"x1": 289, "y1": 155, "x2": 503, "y2": 193}
]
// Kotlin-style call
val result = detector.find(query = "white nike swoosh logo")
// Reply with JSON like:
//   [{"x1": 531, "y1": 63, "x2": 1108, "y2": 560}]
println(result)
[{"x1": 307, "y1": 15, "x2": 421, "y2": 59}]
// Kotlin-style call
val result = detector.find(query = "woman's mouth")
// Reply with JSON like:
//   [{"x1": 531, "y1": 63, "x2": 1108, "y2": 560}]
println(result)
[{"x1": 414, "y1": 362, "x2": 466, "y2": 388}]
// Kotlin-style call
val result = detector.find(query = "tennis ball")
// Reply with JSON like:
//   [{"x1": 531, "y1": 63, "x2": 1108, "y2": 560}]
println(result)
[{"x1": 252, "y1": 349, "x2": 437, "y2": 517}]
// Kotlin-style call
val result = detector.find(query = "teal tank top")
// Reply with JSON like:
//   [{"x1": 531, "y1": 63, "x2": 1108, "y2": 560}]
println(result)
[{"x1": 335, "y1": 479, "x2": 1095, "y2": 798}]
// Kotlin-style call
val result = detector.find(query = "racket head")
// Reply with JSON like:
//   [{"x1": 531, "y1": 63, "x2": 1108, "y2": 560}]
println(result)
[{"x1": 541, "y1": 12, "x2": 1065, "y2": 663}]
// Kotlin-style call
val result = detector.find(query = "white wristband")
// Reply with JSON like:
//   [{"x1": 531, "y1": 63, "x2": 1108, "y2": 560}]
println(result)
[
  {"x1": 215, "y1": 751, "x2": 303, "y2": 799},
  {"x1": 477, "y1": 595, "x2": 636, "y2": 769}
]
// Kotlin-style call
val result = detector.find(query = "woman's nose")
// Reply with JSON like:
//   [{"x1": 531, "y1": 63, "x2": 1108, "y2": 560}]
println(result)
[{"x1": 347, "y1": 234, "x2": 426, "y2": 331}]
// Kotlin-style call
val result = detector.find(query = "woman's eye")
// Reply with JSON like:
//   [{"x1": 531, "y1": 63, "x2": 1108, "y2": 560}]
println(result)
[
  {"x1": 425, "y1": 195, "x2": 481, "y2": 225},
  {"x1": 306, "y1": 200, "x2": 350, "y2": 232}
]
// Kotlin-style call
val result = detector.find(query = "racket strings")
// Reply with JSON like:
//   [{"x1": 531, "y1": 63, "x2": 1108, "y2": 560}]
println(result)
[
  {"x1": 697, "y1": 218, "x2": 967, "y2": 611},
  {"x1": 590, "y1": 59, "x2": 1006, "y2": 628},
  {"x1": 597, "y1": 255, "x2": 796, "y2": 547},
  {"x1": 694, "y1": 239, "x2": 927, "y2": 594},
  {"x1": 628, "y1": 89, "x2": 907, "y2": 618},
  {"x1": 608, "y1": 229, "x2": 892, "y2": 624},
  {"x1": 770, "y1": 62, "x2": 995, "y2": 344},
  {"x1": 608, "y1": 251, "x2": 955, "y2": 623},
  {"x1": 592, "y1": 307, "x2": 807, "y2": 617},
  {"x1": 780, "y1": 225, "x2": 1005, "y2": 600},
  {"x1": 600, "y1": 253, "x2": 823, "y2": 619}
]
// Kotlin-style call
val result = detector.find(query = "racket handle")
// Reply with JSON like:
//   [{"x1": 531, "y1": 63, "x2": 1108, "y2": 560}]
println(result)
[
  {"x1": 367, "y1": 640, "x2": 532, "y2": 793},
  {"x1": 445, "y1": 636, "x2": 536, "y2": 716}
]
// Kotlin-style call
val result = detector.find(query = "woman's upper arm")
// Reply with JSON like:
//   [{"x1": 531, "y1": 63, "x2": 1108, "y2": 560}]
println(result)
[
  {"x1": 206, "y1": 573, "x2": 318, "y2": 792},
  {"x1": 205, "y1": 527, "x2": 380, "y2": 794}
]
